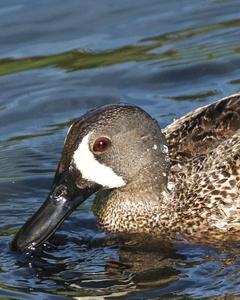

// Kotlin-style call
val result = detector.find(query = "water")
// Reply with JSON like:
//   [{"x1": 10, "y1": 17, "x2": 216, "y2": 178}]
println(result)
[{"x1": 0, "y1": 0, "x2": 240, "y2": 298}]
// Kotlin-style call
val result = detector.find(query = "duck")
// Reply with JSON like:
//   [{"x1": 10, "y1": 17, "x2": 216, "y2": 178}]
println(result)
[{"x1": 12, "y1": 92, "x2": 240, "y2": 252}]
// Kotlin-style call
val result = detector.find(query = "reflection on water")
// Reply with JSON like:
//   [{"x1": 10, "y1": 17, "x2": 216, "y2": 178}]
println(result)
[
  {"x1": 2, "y1": 232, "x2": 240, "y2": 298},
  {"x1": 1, "y1": 17, "x2": 240, "y2": 77},
  {"x1": 0, "y1": 0, "x2": 240, "y2": 298}
]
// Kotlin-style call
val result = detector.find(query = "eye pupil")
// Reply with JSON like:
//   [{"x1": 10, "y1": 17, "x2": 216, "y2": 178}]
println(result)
[{"x1": 93, "y1": 137, "x2": 111, "y2": 153}]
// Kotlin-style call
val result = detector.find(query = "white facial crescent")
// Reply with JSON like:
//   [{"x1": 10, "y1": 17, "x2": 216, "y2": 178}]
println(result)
[{"x1": 73, "y1": 133, "x2": 126, "y2": 188}]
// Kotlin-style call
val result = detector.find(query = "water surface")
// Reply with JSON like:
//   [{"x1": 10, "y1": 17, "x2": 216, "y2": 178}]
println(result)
[{"x1": 0, "y1": 0, "x2": 240, "y2": 298}]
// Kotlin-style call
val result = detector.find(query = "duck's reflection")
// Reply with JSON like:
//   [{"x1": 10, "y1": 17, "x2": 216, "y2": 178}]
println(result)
[
  {"x1": 14, "y1": 232, "x2": 240, "y2": 298},
  {"x1": 14, "y1": 233, "x2": 186, "y2": 297}
]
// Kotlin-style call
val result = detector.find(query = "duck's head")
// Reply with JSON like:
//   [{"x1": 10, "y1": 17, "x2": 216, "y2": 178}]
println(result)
[{"x1": 12, "y1": 104, "x2": 169, "y2": 252}]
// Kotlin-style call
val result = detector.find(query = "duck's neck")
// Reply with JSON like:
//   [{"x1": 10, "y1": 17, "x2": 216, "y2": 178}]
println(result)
[{"x1": 94, "y1": 162, "x2": 175, "y2": 236}]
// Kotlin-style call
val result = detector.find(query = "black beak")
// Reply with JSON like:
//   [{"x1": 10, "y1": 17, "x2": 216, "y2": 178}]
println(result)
[{"x1": 11, "y1": 170, "x2": 99, "y2": 252}]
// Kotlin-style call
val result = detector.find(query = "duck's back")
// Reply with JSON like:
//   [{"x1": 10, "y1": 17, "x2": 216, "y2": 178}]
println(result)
[
  {"x1": 164, "y1": 93, "x2": 240, "y2": 160},
  {"x1": 164, "y1": 93, "x2": 240, "y2": 240}
]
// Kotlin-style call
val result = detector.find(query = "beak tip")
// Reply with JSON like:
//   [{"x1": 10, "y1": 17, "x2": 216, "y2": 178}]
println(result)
[
  {"x1": 10, "y1": 173, "x2": 99, "y2": 252},
  {"x1": 11, "y1": 224, "x2": 40, "y2": 252},
  {"x1": 10, "y1": 233, "x2": 32, "y2": 252}
]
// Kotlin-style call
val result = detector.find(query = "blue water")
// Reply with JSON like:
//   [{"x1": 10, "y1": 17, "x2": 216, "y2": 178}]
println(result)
[{"x1": 0, "y1": 0, "x2": 240, "y2": 298}]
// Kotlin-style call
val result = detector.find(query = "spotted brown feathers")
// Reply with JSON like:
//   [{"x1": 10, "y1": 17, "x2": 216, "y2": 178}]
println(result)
[{"x1": 95, "y1": 93, "x2": 240, "y2": 243}]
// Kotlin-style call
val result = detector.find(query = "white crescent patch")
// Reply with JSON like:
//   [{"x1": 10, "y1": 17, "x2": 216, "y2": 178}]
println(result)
[{"x1": 73, "y1": 133, "x2": 126, "y2": 188}]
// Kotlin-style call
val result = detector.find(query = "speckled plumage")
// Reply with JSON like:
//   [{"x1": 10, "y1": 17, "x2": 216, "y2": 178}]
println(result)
[
  {"x1": 12, "y1": 93, "x2": 240, "y2": 252},
  {"x1": 94, "y1": 93, "x2": 240, "y2": 242}
]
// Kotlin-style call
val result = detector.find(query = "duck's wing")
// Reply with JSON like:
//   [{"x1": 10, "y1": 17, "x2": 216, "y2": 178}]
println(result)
[
  {"x1": 163, "y1": 93, "x2": 240, "y2": 161},
  {"x1": 164, "y1": 93, "x2": 240, "y2": 238}
]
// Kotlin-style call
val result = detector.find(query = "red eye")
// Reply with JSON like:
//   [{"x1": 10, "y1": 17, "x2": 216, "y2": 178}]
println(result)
[{"x1": 93, "y1": 137, "x2": 112, "y2": 153}]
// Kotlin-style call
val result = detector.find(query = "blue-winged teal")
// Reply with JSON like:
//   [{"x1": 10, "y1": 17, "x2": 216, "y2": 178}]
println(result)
[{"x1": 12, "y1": 93, "x2": 240, "y2": 251}]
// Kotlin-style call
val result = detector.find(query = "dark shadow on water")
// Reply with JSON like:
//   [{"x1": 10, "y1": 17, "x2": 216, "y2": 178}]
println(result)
[
  {"x1": 7, "y1": 229, "x2": 240, "y2": 299},
  {"x1": 10, "y1": 234, "x2": 185, "y2": 298}
]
